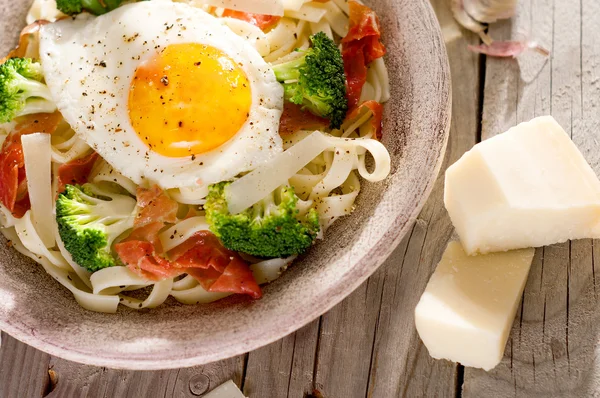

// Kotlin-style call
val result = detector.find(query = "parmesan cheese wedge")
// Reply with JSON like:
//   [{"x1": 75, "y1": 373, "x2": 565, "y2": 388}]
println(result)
[
  {"x1": 445, "y1": 116, "x2": 600, "y2": 255},
  {"x1": 415, "y1": 242, "x2": 534, "y2": 371}
]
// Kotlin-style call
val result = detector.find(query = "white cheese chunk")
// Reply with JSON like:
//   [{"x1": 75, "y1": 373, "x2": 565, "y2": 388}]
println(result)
[
  {"x1": 415, "y1": 242, "x2": 534, "y2": 371},
  {"x1": 445, "y1": 115, "x2": 600, "y2": 255},
  {"x1": 204, "y1": 380, "x2": 246, "y2": 398}
]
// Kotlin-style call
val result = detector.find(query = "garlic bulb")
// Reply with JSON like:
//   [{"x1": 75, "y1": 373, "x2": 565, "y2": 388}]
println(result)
[
  {"x1": 451, "y1": 0, "x2": 517, "y2": 36},
  {"x1": 451, "y1": 0, "x2": 549, "y2": 58},
  {"x1": 463, "y1": 0, "x2": 517, "y2": 24},
  {"x1": 450, "y1": 0, "x2": 493, "y2": 44}
]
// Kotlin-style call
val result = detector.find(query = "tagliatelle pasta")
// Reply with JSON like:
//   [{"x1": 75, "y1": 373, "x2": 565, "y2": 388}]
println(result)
[{"x1": 0, "y1": 0, "x2": 392, "y2": 312}]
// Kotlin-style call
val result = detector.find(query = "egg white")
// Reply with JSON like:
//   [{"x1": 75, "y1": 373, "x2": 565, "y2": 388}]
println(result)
[{"x1": 39, "y1": 1, "x2": 284, "y2": 190}]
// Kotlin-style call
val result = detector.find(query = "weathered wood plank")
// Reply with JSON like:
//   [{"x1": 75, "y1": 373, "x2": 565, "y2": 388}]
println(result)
[
  {"x1": 0, "y1": 333, "x2": 51, "y2": 398},
  {"x1": 463, "y1": 0, "x2": 600, "y2": 396},
  {"x1": 312, "y1": 267, "x2": 386, "y2": 398},
  {"x1": 0, "y1": 2, "x2": 475, "y2": 398},
  {"x1": 241, "y1": 320, "x2": 320, "y2": 398},
  {"x1": 364, "y1": 0, "x2": 481, "y2": 396},
  {"x1": 41, "y1": 355, "x2": 245, "y2": 398},
  {"x1": 242, "y1": 332, "x2": 296, "y2": 396},
  {"x1": 286, "y1": 320, "x2": 320, "y2": 398},
  {"x1": 242, "y1": 1, "x2": 478, "y2": 395}
]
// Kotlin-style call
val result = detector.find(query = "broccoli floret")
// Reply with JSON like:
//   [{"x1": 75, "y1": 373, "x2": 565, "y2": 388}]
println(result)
[
  {"x1": 56, "y1": 0, "x2": 124, "y2": 15},
  {"x1": 56, "y1": 184, "x2": 136, "y2": 272},
  {"x1": 205, "y1": 182, "x2": 321, "y2": 258},
  {"x1": 272, "y1": 32, "x2": 348, "y2": 129},
  {"x1": 0, "y1": 58, "x2": 56, "y2": 123}
]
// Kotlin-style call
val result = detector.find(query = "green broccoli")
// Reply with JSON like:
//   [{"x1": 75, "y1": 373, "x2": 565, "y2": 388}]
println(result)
[
  {"x1": 205, "y1": 182, "x2": 321, "y2": 258},
  {"x1": 272, "y1": 32, "x2": 348, "y2": 129},
  {"x1": 56, "y1": 0, "x2": 124, "y2": 16},
  {"x1": 0, "y1": 58, "x2": 56, "y2": 123},
  {"x1": 56, "y1": 184, "x2": 136, "y2": 272}
]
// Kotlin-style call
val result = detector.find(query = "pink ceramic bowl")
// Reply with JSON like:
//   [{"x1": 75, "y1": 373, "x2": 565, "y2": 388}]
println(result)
[{"x1": 0, "y1": 0, "x2": 450, "y2": 369}]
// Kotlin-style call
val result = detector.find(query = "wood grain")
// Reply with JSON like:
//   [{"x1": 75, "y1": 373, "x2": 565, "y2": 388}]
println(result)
[
  {"x1": 0, "y1": 333, "x2": 51, "y2": 398},
  {"x1": 463, "y1": 0, "x2": 600, "y2": 396},
  {"x1": 0, "y1": 0, "x2": 473, "y2": 396},
  {"x1": 365, "y1": 0, "x2": 482, "y2": 395},
  {"x1": 242, "y1": 320, "x2": 320, "y2": 397},
  {"x1": 40, "y1": 355, "x2": 246, "y2": 397}
]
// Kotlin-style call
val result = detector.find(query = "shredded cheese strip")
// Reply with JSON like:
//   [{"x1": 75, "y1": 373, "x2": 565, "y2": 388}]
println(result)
[
  {"x1": 226, "y1": 131, "x2": 390, "y2": 214},
  {"x1": 21, "y1": 133, "x2": 55, "y2": 247}
]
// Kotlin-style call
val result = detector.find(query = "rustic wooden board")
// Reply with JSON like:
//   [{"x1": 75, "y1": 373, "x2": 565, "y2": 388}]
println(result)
[
  {"x1": 0, "y1": 0, "x2": 485, "y2": 396},
  {"x1": 364, "y1": 0, "x2": 482, "y2": 396},
  {"x1": 0, "y1": 334, "x2": 51, "y2": 397},
  {"x1": 462, "y1": 0, "x2": 600, "y2": 396}
]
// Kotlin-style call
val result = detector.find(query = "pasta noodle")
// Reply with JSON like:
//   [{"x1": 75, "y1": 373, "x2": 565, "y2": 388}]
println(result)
[
  {"x1": 159, "y1": 216, "x2": 209, "y2": 252},
  {"x1": 250, "y1": 256, "x2": 296, "y2": 284},
  {"x1": 90, "y1": 161, "x2": 138, "y2": 196},
  {"x1": 284, "y1": 3, "x2": 328, "y2": 23},
  {"x1": 321, "y1": 1, "x2": 349, "y2": 37},
  {"x1": 6, "y1": 0, "x2": 392, "y2": 312}
]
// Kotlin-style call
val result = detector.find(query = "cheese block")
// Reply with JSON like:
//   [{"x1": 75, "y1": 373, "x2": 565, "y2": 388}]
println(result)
[
  {"x1": 445, "y1": 115, "x2": 600, "y2": 255},
  {"x1": 415, "y1": 241, "x2": 535, "y2": 371},
  {"x1": 204, "y1": 380, "x2": 246, "y2": 398}
]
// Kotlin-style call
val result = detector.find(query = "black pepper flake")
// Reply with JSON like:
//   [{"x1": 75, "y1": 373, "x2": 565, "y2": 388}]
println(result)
[
  {"x1": 191, "y1": 154, "x2": 196, "y2": 161},
  {"x1": 178, "y1": 121, "x2": 183, "y2": 127},
  {"x1": 194, "y1": 61, "x2": 202, "y2": 66},
  {"x1": 99, "y1": 61, "x2": 107, "y2": 67},
  {"x1": 160, "y1": 76, "x2": 169, "y2": 86}
]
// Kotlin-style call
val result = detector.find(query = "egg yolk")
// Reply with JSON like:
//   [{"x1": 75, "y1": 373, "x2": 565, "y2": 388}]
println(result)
[{"x1": 128, "y1": 43, "x2": 252, "y2": 157}]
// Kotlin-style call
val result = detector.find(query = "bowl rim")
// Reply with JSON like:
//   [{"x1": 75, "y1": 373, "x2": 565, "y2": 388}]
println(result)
[{"x1": 0, "y1": 0, "x2": 451, "y2": 369}]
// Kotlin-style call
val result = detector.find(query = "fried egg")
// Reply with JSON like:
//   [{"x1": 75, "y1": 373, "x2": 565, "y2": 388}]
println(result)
[{"x1": 39, "y1": 1, "x2": 283, "y2": 190}]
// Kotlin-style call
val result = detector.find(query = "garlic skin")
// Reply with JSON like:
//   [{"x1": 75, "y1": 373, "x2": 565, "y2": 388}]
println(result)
[
  {"x1": 451, "y1": 0, "x2": 549, "y2": 59},
  {"x1": 450, "y1": 0, "x2": 485, "y2": 33},
  {"x1": 463, "y1": 0, "x2": 517, "y2": 23},
  {"x1": 468, "y1": 41, "x2": 550, "y2": 58},
  {"x1": 450, "y1": 0, "x2": 493, "y2": 44}
]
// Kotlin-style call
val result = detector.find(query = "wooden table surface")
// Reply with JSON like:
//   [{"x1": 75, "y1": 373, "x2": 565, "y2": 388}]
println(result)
[{"x1": 2, "y1": 0, "x2": 598, "y2": 396}]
